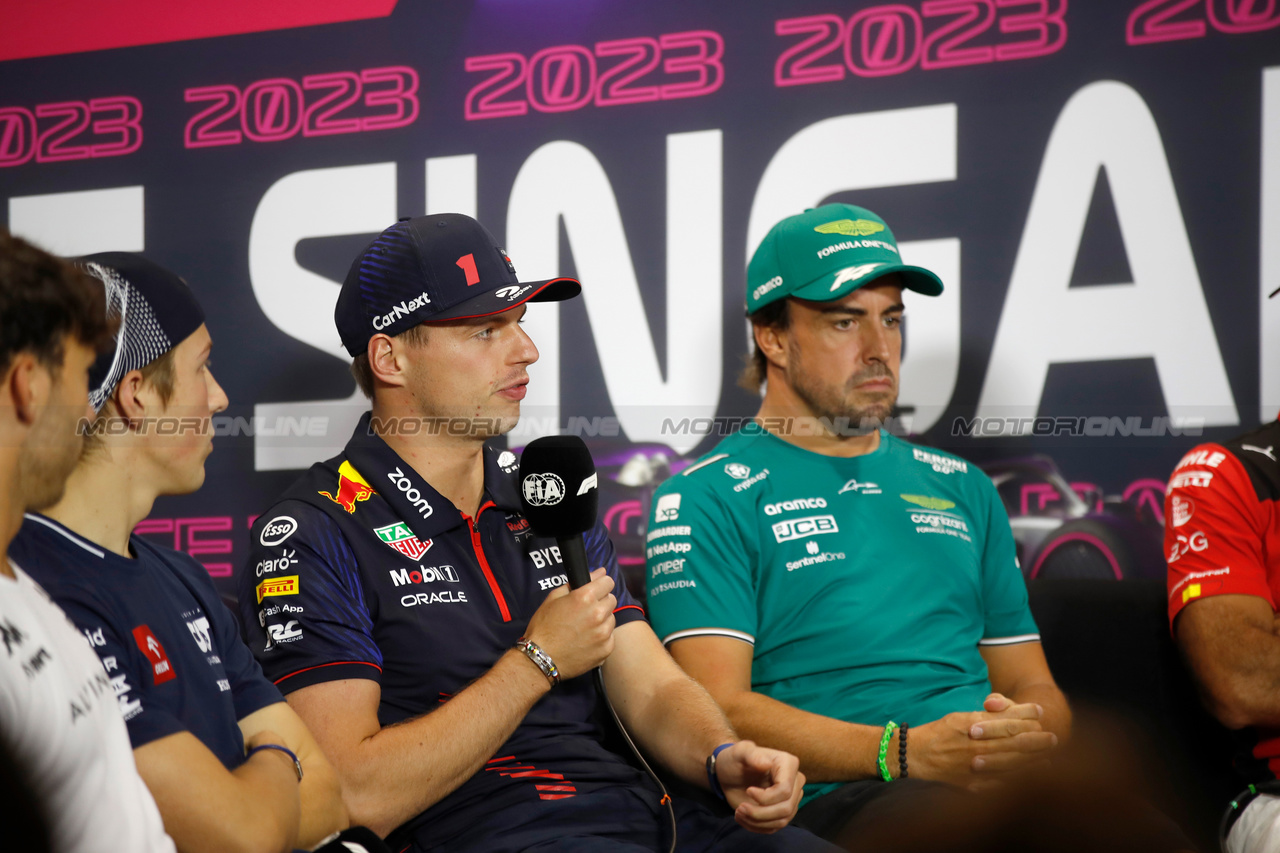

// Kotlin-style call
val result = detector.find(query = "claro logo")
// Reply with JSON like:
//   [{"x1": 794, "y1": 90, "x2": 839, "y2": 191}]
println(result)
[{"x1": 387, "y1": 467, "x2": 433, "y2": 518}]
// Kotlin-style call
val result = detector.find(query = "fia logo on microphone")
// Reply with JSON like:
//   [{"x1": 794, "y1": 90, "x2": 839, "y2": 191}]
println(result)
[{"x1": 522, "y1": 472, "x2": 565, "y2": 506}]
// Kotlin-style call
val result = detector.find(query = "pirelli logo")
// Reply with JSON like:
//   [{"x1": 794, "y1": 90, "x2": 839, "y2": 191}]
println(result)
[{"x1": 256, "y1": 575, "x2": 299, "y2": 603}]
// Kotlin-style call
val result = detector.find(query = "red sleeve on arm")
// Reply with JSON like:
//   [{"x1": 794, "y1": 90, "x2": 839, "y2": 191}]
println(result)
[{"x1": 1166, "y1": 444, "x2": 1271, "y2": 629}]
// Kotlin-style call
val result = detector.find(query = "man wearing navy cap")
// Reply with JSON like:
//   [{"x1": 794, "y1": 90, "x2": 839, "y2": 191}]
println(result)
[
  {"x1": 241, "y1": 214, "x2": 838, "y2": 852},
  {"x1": 644, "y1": 204, "x2": 1071, "y2": 848},
  {"x1": 11, "y1": 253, "x2": 352, "y2": 853}
]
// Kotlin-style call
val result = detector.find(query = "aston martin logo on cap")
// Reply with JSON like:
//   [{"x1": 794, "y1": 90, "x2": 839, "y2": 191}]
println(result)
[{"x1": 815, "y1": 219, "x2": 885, "y2": 237}]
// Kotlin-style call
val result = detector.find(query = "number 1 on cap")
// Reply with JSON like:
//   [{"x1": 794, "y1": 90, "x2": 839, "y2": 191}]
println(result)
[{"x1": 456, "y1": 253, "x2": 480, "y2": 286}]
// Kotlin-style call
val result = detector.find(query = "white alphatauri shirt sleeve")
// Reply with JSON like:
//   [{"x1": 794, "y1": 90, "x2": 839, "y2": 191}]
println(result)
[{"x1": 0, "y1": 564, "x2": 174, "y2": 853}]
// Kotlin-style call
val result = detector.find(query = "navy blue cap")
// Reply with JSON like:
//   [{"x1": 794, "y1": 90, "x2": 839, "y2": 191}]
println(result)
[
  {"x1": 77, "y1": 252, "x2": 206, "y2": 412},
  {"x1": 335, "y1": 214, "x2": 580, "y2": 357}
]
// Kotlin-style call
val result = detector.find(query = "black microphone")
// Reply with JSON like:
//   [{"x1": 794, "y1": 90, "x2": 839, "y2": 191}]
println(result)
[{"x1": 517, "y1": 435, "x2": 599, "y2": 589}]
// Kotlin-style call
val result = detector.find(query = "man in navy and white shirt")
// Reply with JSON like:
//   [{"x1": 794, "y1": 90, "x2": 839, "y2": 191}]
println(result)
[
  {"x1": 241, "y1": 215, "x2": 837, "y2": 852},
  {"x1": 13, "y1": 253, "x2": 350, "y2": 853}
]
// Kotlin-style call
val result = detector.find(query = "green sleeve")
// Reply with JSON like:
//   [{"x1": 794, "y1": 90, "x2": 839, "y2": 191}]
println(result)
[
  {"x1": 976, "y1": 475, "x2": 1041, "y2": 643},
  {"x1": 644, "y1": 477, "x2": 758, "y2": 646}
]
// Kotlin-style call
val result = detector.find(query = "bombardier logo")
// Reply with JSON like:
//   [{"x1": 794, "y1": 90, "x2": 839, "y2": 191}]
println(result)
[
  {"x1": 388, "y1": 467, "x2": 433, "y2": 519},
  {"x1": 372, "y1": 291, "x2": 431, "y2": 330},
  {"x1": 772, "y1": 515, "x2": 838, "y2": 543}
]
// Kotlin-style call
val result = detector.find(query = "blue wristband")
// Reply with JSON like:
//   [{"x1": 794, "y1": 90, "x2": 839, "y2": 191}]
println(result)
[
  {"x1": 248, "y1": 743, "x2": 303, "y2": 782},
  {"x1": 705, "y1": 742, "x2": 734, "y2": 801}
]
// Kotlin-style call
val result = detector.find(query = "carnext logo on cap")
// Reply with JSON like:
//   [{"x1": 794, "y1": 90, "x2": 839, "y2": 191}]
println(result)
[{"x1": 373, "y1": 291, "x2": 432, "y2": 330}]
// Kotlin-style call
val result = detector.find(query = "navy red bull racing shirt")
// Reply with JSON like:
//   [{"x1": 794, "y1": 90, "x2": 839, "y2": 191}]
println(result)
[
  {"x1": 1166, "y1": 418, "x2": 1280, "y2": 780},
  {"x1": 240, "y1": 413, "x2": 649, "y2": 849}
]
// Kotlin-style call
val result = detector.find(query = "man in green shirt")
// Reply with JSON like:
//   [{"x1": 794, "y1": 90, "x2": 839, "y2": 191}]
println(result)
[{"x1": 645, "y1": 204, "x2": 1070, "y2": 847}]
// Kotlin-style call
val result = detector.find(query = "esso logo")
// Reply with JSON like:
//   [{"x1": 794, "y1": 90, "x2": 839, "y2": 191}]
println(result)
[
  {"x1": 522, "y1": 472, "x2": 565, "y2": 506},
  {"x1": 259, "y1": 516, "x2": 297, "y2": 547}
]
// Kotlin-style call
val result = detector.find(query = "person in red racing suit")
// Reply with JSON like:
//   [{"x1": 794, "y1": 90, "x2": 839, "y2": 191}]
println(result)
[{"x1": 1166, "y1": 417, "x2": 1280, "y2": 852}]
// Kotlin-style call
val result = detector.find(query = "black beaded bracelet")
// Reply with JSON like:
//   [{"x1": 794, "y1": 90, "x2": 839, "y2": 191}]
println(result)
[{"x1": 898, "y1": 722, "x2": 909, "y2": 779}]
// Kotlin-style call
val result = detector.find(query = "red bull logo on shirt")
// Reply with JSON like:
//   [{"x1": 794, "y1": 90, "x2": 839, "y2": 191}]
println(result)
[{"x1": 319, "y1": 461, "x2": 376, "y2": 513}]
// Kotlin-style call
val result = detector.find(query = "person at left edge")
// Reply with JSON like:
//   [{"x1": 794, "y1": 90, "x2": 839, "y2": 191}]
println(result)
[
  {"x1": 239, "y1": 214, "x2": 839, "y2": 853},
  {"x1": 9, "y1": 254, "x2": 350, "y2": 853}
]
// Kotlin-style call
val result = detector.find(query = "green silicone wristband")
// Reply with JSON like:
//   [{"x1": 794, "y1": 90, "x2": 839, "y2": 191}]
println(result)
[{"x1": 877, "y1": 721, "x2": 899, "y2": 782}]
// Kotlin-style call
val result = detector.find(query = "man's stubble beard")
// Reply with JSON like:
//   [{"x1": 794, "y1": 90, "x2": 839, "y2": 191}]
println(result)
[
  {"x1": 18, "y1": 404, "x2": 84, "y2": 511},
  {"x1": 786, "y1": 347, "x2": 897, "y2": 436}
]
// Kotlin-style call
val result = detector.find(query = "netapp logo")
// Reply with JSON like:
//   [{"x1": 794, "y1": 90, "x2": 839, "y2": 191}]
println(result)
[
  {"x1": 772, "y1": 515, "x2": 838, "y2": 543},
  {"x1": 373, "y1": 291, "x2": 432, "y2": 330}
]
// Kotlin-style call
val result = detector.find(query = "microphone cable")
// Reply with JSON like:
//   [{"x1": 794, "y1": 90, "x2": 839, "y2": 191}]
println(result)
[{"x1": 592, "y1": 666, "x2": 678, "y2": 853}]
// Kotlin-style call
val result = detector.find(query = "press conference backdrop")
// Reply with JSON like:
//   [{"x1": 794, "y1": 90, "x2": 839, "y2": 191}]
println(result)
[{"x1": 1, "y1": 1, "x2": 1277, "y2": 596}]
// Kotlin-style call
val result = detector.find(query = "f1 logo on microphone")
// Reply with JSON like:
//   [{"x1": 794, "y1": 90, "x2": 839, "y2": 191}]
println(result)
[{"x1": 131, "y1": 625, "x2": 176, "y2": 684}]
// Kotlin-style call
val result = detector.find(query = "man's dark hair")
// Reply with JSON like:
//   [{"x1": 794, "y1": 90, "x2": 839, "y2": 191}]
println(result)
[
  {"x1": 738, "y1": 299, "x2": 791, "y2": 392},
  {"x1": 350, "y1": 323, "x2": 431, "y2": 398},
  {"x1": 0, "y1": 230, "x2": 114, "y2": 375}
]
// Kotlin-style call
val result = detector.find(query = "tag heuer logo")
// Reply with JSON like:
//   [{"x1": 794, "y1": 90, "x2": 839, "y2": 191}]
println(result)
[
  {"x1": 814, "y1": 219, "x2": 885, "y2": 237},
  {"x1": 724, "y1": 462, "x2": 751, "y2": 480},
  {"x1": 374, "y1": 522, "x2": 433, "y2": 561}
]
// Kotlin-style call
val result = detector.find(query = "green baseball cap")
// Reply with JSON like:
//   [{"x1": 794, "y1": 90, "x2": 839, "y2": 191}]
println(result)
[{"x1": 746, "y1": 203, "x2": 943, "y2": 314}]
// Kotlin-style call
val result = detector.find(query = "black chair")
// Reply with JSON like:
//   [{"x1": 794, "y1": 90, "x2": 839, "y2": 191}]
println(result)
[{"x1": 1029, "y1": 579, "x2": 1241, "y2": 851}]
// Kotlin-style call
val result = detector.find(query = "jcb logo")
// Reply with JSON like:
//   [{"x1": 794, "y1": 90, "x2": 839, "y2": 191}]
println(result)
[{"x1": 772, "y1": 515, "x2": 838, "y2": 543}]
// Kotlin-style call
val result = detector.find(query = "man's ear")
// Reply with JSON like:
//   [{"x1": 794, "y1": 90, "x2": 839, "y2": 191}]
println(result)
[
  {"x1": 753, "y1": 322, "x2": 789, "y2": 373},
  {"x1": 111, "y1": 370, "x2": 150, "y2": 422},
  {"x1": 368, "y1": 333, "x2": 408, "y2": 390},
  {"x1": 6, "y1": 353, "x2": 50, "y2": 426}
]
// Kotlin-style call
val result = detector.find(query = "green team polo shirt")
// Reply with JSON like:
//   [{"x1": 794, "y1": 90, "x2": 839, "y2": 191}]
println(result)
[{"x1": 644, "y1": 428, "x2": 1039, "y2": 805}]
